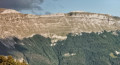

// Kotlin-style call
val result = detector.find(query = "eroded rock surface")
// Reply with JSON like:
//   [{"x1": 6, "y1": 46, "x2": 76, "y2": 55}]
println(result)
[{"x1": 0, "y1": 8, "x2": 120, "y2": 41}]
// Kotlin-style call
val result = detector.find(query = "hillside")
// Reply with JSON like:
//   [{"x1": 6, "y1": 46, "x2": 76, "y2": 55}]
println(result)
[
  {"x1": 1, "y1": 31, "x2": 120, "y2": 65},
  {"x1": 0, "y1": 8, "x2": 120, "y2": 65}
]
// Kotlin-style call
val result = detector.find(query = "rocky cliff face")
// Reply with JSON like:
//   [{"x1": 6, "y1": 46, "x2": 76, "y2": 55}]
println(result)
[{"x1": 0, "y1": 8, "x2": 120, "y2": 41}]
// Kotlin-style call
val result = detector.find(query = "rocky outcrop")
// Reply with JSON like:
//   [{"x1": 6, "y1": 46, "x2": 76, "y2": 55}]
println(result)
[{"x1": 0, "y1": 8, "x2": 120, "y2": 41}]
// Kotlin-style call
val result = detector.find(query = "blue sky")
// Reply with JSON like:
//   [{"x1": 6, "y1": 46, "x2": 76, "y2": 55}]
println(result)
[{"x1": 21, "y1": 0, "x2": 120, "y2": 16}]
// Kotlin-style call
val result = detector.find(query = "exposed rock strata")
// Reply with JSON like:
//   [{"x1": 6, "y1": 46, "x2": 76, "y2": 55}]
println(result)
[{"x1": 0, "y1": 8, "x2": 120, "y2": 41}]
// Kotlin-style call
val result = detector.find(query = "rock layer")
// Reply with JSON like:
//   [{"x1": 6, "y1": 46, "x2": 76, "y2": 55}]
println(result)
[{"x1": 0, "y1": 8, "x2": 120, "y2": 40}]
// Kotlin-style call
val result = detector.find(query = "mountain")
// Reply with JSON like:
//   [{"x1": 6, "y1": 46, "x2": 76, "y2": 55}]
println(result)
[
  {"x1": 0, "y1": 9, "x2": 120, "y2": 39},
  {"x1": 0, "y1": 8, "x2": 120, "y2": 65}
]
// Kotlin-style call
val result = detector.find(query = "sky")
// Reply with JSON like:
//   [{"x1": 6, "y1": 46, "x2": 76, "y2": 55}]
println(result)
[{"x1": 0, "y1": 0, "x2": 120, "y2": 16}]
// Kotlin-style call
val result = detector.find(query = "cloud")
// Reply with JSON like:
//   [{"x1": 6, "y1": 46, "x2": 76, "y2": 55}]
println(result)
[{"x1": 0, "y1": 0, "x2": 44, "y2": 10}]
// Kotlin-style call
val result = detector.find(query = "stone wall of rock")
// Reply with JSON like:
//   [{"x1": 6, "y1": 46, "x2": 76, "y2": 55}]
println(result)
[{"x1": 0, "y1": 8, "x2": 120, "y2": 40}]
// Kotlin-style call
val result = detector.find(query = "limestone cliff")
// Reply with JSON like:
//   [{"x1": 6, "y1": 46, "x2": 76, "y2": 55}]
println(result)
[{"x1": 0, "y1": 8, "x2": 120, "y2": 41}]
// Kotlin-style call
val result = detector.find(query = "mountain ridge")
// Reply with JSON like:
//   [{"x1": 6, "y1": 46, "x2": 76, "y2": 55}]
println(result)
[
  {"x1": 1, "y1": 8, "x2": 120, "y2": 65},
  {"x1": 0, "y1": 8, "x2": 120, "y2": 43}
]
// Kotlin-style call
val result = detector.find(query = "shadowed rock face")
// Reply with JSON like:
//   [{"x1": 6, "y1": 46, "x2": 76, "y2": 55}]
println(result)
[{"x1": 0, "y1": 8, "x2": 120, "y2": 40}]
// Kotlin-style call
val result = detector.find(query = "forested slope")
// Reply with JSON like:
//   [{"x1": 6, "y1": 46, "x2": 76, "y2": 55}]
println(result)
[{"x1": 1, "y1": 31, "x2": 120, "y2": 65}]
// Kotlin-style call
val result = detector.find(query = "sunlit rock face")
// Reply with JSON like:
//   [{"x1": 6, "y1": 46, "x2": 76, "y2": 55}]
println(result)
[{"x1": 0, "y1": 8, "x2": 120, "y2": 41}]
